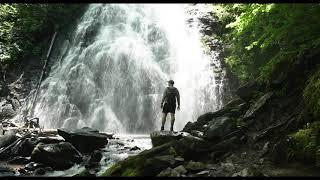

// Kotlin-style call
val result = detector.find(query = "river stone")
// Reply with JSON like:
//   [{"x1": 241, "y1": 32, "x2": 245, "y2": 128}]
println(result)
[
  {"x1": 157, "y1": 167, "x2": 180, "y2": 177},
  {"x1": 57, "y1": 127, "x2": 109, "y2": 152},
  {"x1": 185, "y1": 161, "x2": 206, "y2": 172},
  {"x1": 0, "y1": 166, "x2": 15, "y2": 176},
  {"x1": 8, "y1": 156, "x2": 31, "y2": 164},
  {"x1": 173, "y1": 165, "x2": 187, "y2": 175},
  {"x1": 130, "y1": 146, "x2": 140, "y2": 151},
  {"x1": 232, "y1": 167, "x2": 264, "y2": 177},
  {"x1": 244, "y1": 92, "x2": 273, "y2": 119},
  {"x1": 33, "y1": 168, "x2": 46, "y2": 176},
  {"x1": 196, "y1": 170, "x2": 210, "y2": 176},
  {"x1": 35, "y1": 137, "x2": 64, "y2": 144},
  {"x1": 203, "y1": 116, "x2": 237, "y2": 141},
  {"x1": 25, "y1": 162, "x2": 46, "y2": 171},
  {"x1": 31, "y1": 142, "x2": 83, "y2": 170},
  {"x1": 150, "y1": 131, "x2": 189, "y2": 147},
  {"x1": 190, "y1": 130, "x2": 204, "y2": 138}
]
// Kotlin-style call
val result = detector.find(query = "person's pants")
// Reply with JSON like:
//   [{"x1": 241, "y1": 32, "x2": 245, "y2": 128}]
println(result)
[{"x1": 161, "y1": 113, "x2": 175, "y2": 131}]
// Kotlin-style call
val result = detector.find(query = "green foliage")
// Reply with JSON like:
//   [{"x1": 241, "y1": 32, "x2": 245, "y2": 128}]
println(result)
[
  {"x1": 208, "y1": 4, "x2": 320, "y2": 83},
  {"x1": 288, "y1": 121, "x2": 320, "y2": 163},
  {"x1": 0, "y1": 4, "x2": 87, "y2": 66},
  {"x1": 303, "y1": 66, "x2": 320, "y2": 118}
]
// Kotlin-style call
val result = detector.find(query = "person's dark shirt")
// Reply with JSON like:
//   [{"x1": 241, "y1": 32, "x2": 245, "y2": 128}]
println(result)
[{"x1": 161, "y1": 87, "x2": 180, "y2": 106}]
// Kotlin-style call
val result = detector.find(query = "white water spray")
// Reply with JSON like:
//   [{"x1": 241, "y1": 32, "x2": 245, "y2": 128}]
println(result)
[{"x1": 29, "y1": 4, "x2": 222, "y2": 133}]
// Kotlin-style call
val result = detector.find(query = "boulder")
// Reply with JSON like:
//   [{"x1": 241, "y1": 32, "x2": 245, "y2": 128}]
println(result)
[
  {"x1": 236, "y1": 81, "x2": 260, "y2": 101},
  {"x1": 85, "y1": 150, "x2": 102, "y2": 169},
  {"x1": 89, "y1": 150, "x2": 102, "y2": 164},
  {"x1": 174, "y1": 135, "x2": 210, "y2": 160},
  {"x1": 203, "y1": 116, "x2": 237, "y2": 141},
  {"x1": 183, "y1": 98, "x2": 244, "y2": 132},
  {"x1": 144, "y1": 155, "x2": 177, "y2": 176},
  {"x1": 150, "y1": 131, "x2": 189, "y2": 147},
  {"x1": 130, "y1": 146, "x2": 141, "y2": 151},
  {"x1": 208, "y1": 136, "x2": 240, "y2": 152},
  {"x1": 31, "y1": 142, "x2": 83, "y2": 170},
  {"x1": 0, "y1": 134, "x2": 17, "y2": 149},
  {"x1": 243, "y1": 92, "x2": 274, "y2": 119},
  {"x1": 57, "y1": 127, "x2": 109, "y2": 153}
]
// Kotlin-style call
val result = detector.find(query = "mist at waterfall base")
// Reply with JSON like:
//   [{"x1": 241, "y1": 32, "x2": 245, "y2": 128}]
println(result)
[{"x1": 30, "y1": 4, "x2": 223, "y2": 134}]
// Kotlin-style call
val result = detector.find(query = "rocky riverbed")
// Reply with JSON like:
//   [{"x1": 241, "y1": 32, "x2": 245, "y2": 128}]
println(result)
[{"x1": 0, "y1": 127, "x2": 152, "y2": 177}]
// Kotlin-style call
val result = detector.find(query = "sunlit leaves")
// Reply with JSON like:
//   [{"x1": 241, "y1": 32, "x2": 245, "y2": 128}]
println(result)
[
  {"x1": 209, "y1": 3, "x2": 320, "y2": 82},
  {"x1": 0, "y1": 4, "x2": 87, "y2": 66}
]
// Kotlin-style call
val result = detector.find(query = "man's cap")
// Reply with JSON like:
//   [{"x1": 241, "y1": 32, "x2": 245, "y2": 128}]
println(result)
[{"x1": 168, "y1": 80, "x2": 174, "y2": 84}]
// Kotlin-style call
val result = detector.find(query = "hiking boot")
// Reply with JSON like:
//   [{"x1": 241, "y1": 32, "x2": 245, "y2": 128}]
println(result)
[{"x1": 161, "y1": 126, "x2": 164, "y2": 131}]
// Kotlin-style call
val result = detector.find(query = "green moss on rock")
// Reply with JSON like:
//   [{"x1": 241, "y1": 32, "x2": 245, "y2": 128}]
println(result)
[{"x1": 100, "y1": 142, "x2": 176, "y2": 176}]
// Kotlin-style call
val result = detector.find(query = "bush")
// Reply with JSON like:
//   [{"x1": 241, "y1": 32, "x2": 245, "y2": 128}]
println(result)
[
  {"x1": 0, "y1": 4, "x2": 87, "y2": 67},
  {"x1": 288, "y1": 121, "x2": 320, "y2": 164},
  {"x1": 303, "y1": 67, "x2": 320, "y2": 119}
]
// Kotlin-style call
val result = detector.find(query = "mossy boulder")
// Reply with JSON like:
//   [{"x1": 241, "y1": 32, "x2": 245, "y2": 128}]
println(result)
[
  {"x1": 203, "y1": 116, "x2": 237, "y2": 141},
  {"x1": 101, "y1": 142, "x2": 178, "y2": 176}
]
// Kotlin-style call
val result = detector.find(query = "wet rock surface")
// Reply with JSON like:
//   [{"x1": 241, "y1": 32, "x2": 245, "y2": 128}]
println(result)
[
  {"x1": 30, "y1": 142, "x2": 83, "y2": 170},
  {"x1": 150, "y1": 131, "x2": 189, "y2": 147},
  {"x1": 57, "y1": 127, "x2": 111, "y2": 153}
]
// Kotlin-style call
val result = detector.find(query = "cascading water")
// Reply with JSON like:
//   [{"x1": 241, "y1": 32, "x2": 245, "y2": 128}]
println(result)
[{"x1": 29, "y1": 4, "x2": 223, "y2": 134}]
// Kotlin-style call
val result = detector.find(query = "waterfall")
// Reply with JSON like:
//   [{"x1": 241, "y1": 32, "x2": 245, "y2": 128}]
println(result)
[{"x1": 29, "y1": 4, "x2": 223, "y2": 134}]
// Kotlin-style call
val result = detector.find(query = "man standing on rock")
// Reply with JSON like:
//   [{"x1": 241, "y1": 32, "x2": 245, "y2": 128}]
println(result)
[{"x1": 160, "y1": 80, "x2": 180, "y2": 131}]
